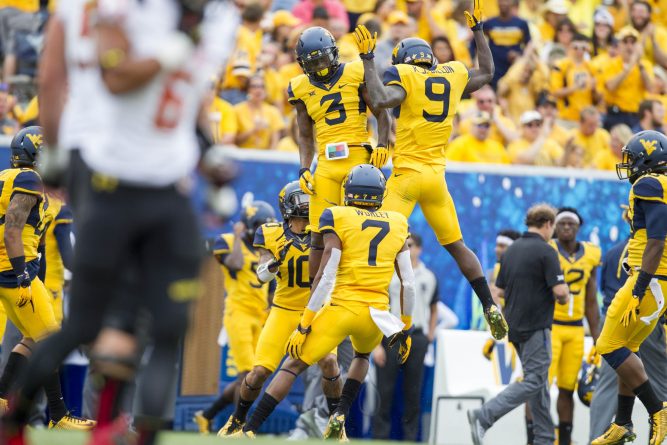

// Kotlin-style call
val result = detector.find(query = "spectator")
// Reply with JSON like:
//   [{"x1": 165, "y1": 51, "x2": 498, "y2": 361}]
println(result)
[
  {"x1": 497, "y1": 43, "x2": 549, "y2": 122},
  {"x1": 649, "y1": 66, "x2": 667, "y2": 126},
  {"x1": 372, "y1": 233, "x2": 438, "y2": 442},
  {"x1": 0, "y1": 0, "x2": 44, "y2": 81},
  {"x1": 234, "y1": 76, "x2": 285, "y2": 150},
  {"x1": 600, "y1": 26, "x2": 653, "y2": 130},
  {"x1": 561, "y1": 139, "x2": 586, "y2": 168},
  {"x1": 592, "y1": 7, "x2": 615, "y2": 57},
  {"x1": 593, "y1": 123, "x2": 633, "y2": 170},
  {"x1": 329, "y1": 17, "x2": 358, "y2": 61},
  {"x1": 460, "y1": 86, "x2": 518, "y2": 146},
  {"x1": 448, "y1": 112, "x2": 510, "y2": 164},
  {"x1": 569, "y1": 0, "x2": 601, "y2": 36},
  {"x1": 209, "y1": 83, "x2": 238, "y2": 145},
  {"x1": 539, "y1": 0, "x2": 569, "y2": 43},
  {"x1": 540, "y1": 18, "x2": 578, "y2": 63},
  {"x1": 632, "y1": 99, "x2": 665, "y2": 133},
  {"x1": 570, "y1": 106, "x2": 612, "y2": 167},
  {"x1": 550, "y1": 34, "x2": 596, "y2": 124},
  {"x1": 431, "y1": 35, "x2": 455, "y2": 64},
  {"x1": 373, "y1": 0, "x2": 396, "y2": 33},
  {"x1": 276, "y1": 112, "x2": 299, "y2": 152},
  {"x1": 0, "y1": 84, "x2": 18, "y2": 135},
  {"x1": 311, "y1": 6, "x2": 330, "y2": 29},
  {"x1": 374, "y1": 10, "x2": 413, "y2": 74},
  {"x1": 484, "y1": 0, "x2": 531, "y2": 88},
  {"x1": 629, "y1": 0, "x2": 667, "y2": 69},
  {"x1": 226, "y1": 2, "x2": 265, "y2": 78},
  {"x1": 292, "y1": 0, "x2": 349, "y2": 29},
  {"x1": 256, "y1": 42, "x2": 286, "y2": 108},
  {"x1": 221, "y1": 58, "x2": 253, "y2": 104},
  {"x1": 270, "y1": 10, "x2": 302, "y2": 47},
  {"x1": 536, "y1": 91, "x2": 571, "y2": 146},
  {"x1": 508, "y1": 111, "x2": 564, "y2": 166},
  {"x1": 340, "y1": 0, "x2": 375, "y2": 30}
]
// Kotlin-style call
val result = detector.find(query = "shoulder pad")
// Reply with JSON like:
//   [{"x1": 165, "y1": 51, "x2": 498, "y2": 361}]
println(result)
[{"x1": 633, "y1": 175, "x2": 665, "y2": 201}]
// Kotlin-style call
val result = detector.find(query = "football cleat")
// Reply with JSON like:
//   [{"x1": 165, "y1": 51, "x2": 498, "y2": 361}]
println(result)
[
  {"x1": 0, "y1": 398, "x2": 8, "y2": 415},
  {"x1": 649, "y1": 403, "x2": 667, "y2": 445},
  {"x1": 467, "y1": 409, "x2": 486, "y2": 445},
  {"x1": 484, "y1": 305, "x2": 508, "y2": 340},
  {"x1": 591, "y1": 423, "x2": 636, "y2": 445},
  {"x1": 193, "y1": 410, "x2": 210, "y2": 435},
  {"x1": 228, "y1": 429, "x2": 256, "y2": 439},
  {"x1": 49, "y1": 413, "x2": 96, "y2": 431},
  {"x1": 217, "y1": 415, "x2": 245, "y2": 437},
  {"x1": 85, "y1": 416, "x2": 132, "y2": 445},
  {"x1": 324, "y1": 413, "x2": 346, "y2": 441}
]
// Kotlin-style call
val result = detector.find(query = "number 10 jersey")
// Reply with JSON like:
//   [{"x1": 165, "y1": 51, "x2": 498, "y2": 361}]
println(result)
[{"x1": 383, "y1": 61, "x2": 469, "y2": 171}]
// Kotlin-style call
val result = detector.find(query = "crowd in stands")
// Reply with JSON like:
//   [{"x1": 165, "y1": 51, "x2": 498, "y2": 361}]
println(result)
[{"x1": 0, "y1": 0, "x2": 666, "y2": 170}]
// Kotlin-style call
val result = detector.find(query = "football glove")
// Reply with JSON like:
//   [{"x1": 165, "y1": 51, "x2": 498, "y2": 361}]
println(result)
[
  {"x1": 464, "y1": 0, "x2": 483, "y2": 31},
  {"x1": 299, "y1": 168, "x2": 315, "y2": 195},
  {"x1": 353, "y1": 24, "x2": 377, "y2": 60},
  {"x1": 621, "y1": 296, "x2": 641, "y2": 327},
  {"x1": 286, "y1": 324, "x2": 311, "y2": 360},
  {"x1": 482, "y1": 338, "x2": 495, "y2": 361},
  {"x1": 369, "y1": 145, "x2": 389, "y2": 169},
  {"x1": 16, "y1": 271, "x2": 32, "y2": 309},
  {"x1": 586, "y1": 345, "x2": 601, "y2": 367},
  {"x1": 388, "y1": 329, "x2": 412, "y2": 364}
]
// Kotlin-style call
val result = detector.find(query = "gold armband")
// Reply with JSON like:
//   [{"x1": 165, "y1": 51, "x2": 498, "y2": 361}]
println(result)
[{"x1": 100, "y1": 48, "x2": 126, "y2": 70}]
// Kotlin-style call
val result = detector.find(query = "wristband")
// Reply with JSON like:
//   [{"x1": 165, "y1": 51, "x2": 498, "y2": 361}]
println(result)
[
  {"x1": 471, "y1": 21, "x2": 483, "y2": 32},
  {"x1": 297, "y1": 323, "x2": 312, "y2": 334},
  {"x1": 9, "y1": 255, "x2": 26, "y2": 277},
  {"x1": 299, "y1": 167, "x2": 309, "y2": 176},
  {"x1": 401, "y1": 314, "x2": 412, "y2": 331},
  {"x1": 360, "y1": 53, "x2": 374, "y2": 60},
  {"x1": 301, "y1": 308, "x2": 316, "y2": 328},
  {"x1": 633, "y1": 270, "x2": 653, "y2": 298}
]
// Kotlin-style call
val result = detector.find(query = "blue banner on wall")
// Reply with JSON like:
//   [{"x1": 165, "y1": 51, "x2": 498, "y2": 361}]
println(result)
[{"x1": 209, "y1": 151, "x2": 631, "y2": 330}]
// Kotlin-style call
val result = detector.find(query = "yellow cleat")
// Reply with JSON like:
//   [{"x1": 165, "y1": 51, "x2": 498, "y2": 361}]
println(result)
[
  {"x1": 649, "y1": 402, "x2": 667, "y2": 445},
  {"x1": 324, "y1": 413, "x2": 346, "y2": 441},
  {"x1": 48, "y1": 414, "x2": 96, "y2": 431},
  {"x1": 227, "y1": 429, "x2": 255, "y2": 439},
  {"x1": 485, "y1": 305, "x2": 508, "y2": 340},
  {"x1": 591, "y1": 423, "x2": 636, "y2": 445},
  {"x1": 0, "y1": 398, "x2": 8, "y2": 415},
  {"x1": 193, "y1": 410, "x2": 211, "y2": 435},
  {"x1": 217, "y1": 415, "x2": 245, "y2": 437}
]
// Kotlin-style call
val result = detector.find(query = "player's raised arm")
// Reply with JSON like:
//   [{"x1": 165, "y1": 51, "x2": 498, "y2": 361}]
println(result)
[
  {"x1": 463, "y1": 0, "x2": 494, "y2": 95},
  {"x1": 354, "y1": 25, "x2": 406, "y2": 110}
]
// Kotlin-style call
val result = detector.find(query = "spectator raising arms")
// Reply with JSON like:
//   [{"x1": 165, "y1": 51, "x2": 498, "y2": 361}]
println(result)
[{"x1": 234, "y1": 76, "x2": 285, "y2": 150}]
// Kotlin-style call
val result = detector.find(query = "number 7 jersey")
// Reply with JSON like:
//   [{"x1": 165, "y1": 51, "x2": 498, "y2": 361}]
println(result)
[
  {"x1": 383, "y1": 61, "x2": 469, "y2": 170},
  {"x1": 319, "y1": 206, "x2": 409, "y2": 310}
]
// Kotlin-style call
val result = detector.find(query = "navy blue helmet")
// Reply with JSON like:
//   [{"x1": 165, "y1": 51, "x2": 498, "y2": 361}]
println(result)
[
  {"x1": 577, "y1": 361, "x2": 600, "y2": 407},
  {"x1": 279, "y1": 181, "x2": 309, "y2": 220},
  {"x1": 296, "y1": 27, "x2": 339, "y2": 83},
  {"x1": 616, "y1": 130, "x2": 667, "y2": 183},
  {"x1": 241, "y1": 201, "x2": 277, "y2": 239},
  {"x1": 392, "y1": 37, "x2": 435, "y2": 67},
  {"x1": 343, "y1": 164, "x2": 386, "y2": 208},
  {"x1": 10, "y1": 126, "x2": 43, "y2": 168}
]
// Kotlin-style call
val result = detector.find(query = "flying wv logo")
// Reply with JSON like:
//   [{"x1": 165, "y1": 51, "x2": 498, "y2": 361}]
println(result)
[
  {"x1": 492, "y1": 342, "x2": 518, "y2": 385},
  {"x1": 640, "y1": 138, "x2": 658, "y2": 155}
]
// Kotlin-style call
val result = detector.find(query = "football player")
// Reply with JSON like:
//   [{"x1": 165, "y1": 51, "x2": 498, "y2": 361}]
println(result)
[
  {"x1": 352, "y1": 0, "x2": 508, "y2": 340},
  {"x1": 235, "y1": 164, "x2": 415, "y2": 440},
  {"x1": 207, "y1": 181, "x2": 342, "y2": 437},
  {"x1": 0, "y1": 127, "x2": 93, "y2": 430},
  {"x1": 288, "y1": 26, "x2": 392, "y2": 285},
  {"x1": 546, "y1": 207, "x2": 601, "y2": 445},
  {"x1": 593, "y1": 130, "x2": 667, "y2": 445},
  {"x1": 195, "y1": 201, "x2": 276, "y2": 429}
]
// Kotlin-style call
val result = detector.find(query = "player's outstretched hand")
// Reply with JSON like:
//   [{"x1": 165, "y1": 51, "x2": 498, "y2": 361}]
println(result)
[
  {"x1": 286, "y1": 324, "x2": 311, "y2": 360},
  {"x1": 353, "y1": 24, "x2": 377, "y2": 59},
  {"x1": 369, "y1": 145, "x2": 389, "y2": 168},
  {"x1": 299, "y1": 168, "x2": 315, "y2": 195},
  {"x1": 275, "y1": 234, "x2": 294, "y2": 265},
  {"x1": 464, "y1": 0, "x2": 483, "y2": 31},
  {"x1": 388, "y1": 330, "x2": 412, "y2": 364},
  {"x1": 620, "y1": 296, "x2": 640, "y2": 327}
]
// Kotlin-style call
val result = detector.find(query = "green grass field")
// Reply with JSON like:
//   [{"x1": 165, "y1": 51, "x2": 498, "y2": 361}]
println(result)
[{"x1": 29, "y1": 430, "x2": 416, "y2": 445}]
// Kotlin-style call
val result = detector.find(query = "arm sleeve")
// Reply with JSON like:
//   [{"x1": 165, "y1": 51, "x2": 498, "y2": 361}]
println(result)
[
  {"x1": 306, "y1": 247, "x2": 341, "y2": 312},
  {"x1": 638, "y1": 200, "x2": 667, "y2": 240},
  {"x1": 396, "y1": 249, "x2": 415, "y2": 317},
  {"x1": 544, "y1": 249, "x2": 565, "y2": 288},
  {"x1": 319, "y1": 208, "x2": 336, "y2": 234},
  {"x1": 54, "y1": 223, "x2": 73, "y2": 271}
]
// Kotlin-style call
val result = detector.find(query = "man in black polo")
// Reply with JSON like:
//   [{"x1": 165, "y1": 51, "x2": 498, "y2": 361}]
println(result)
[{"x1": 468, "y1": 203, "x2": 569, "y2": 445}]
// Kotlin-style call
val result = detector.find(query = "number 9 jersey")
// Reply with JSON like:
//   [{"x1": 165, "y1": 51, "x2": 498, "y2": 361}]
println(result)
[{"x1": 383, "y1": 61, "x2": 469, "y2": 170}]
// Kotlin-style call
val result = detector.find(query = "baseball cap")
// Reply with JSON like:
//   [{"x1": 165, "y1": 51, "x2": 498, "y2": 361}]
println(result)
[
  {"x1": 387, "y1": 10, "x2": 410, "y2": 25},
  {"x1": 616, "y1": 26, "x2": 640, "y2": 41},
  {"x1": 593, "y1": 7, "x2": 614, "y2": 26},
  {"x1": 472, "y1": 111, "x2": 492, "y2": 125},
  {"x1": 231, "y1": 59, "x2": 252, "y2": 77},
  {"x1": 520, "y1": 110, "x2": 543, "y2": 125},
  {"x1": 544, "y1": 0, "x2": 570, "y2": 15},
  {"x1": 273, "y1": 10, "x2": 301, "y2": 28}
]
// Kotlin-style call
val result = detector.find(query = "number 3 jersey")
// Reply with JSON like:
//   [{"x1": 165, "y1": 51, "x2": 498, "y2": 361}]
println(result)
[
  {"x1": 254, "y1": 222, "x2": 310, "y2": 311},
  {"x1": 89, "y1": 0, "x2": 239, "y2": 186},
  {"x1": 383, "y1": 61, "x2": 469, "y2": 171},
  {"x1": 549, "y1": 240, "x2": 601, "y2": 323},
  {"x1": 287, "y1": 60, "x2": 370, "y2": 156},
  {"x1": 319, "y1": 206, "x2": 408, "y2": 310}
]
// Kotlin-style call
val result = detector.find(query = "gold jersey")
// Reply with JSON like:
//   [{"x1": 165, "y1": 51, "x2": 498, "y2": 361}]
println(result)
[
  {"x1": 254, "y1": 222, "x2": 310, "y2": 311},
  {"x1": 43, "y1": 195, "x2": 72, "y2": 293},
  {"x1": 549, "y1": 240, "x2": 601, "y2": 322},
  {"x1": 213, "y1": 233, "x2": 269, "y2": 316},
  {"x1": 628, "y1": 174, "x2": 667, "y2": 276},
  {"x1": 287, "y1": 61, "x2": 370, "y2": 156},
  {"x1": 383, "y1": 61, "x2": 469, "y2": 170},
  {"x1": 319, "y1": 206, "x2": 409, "y2": 310},
  {"x1": 0, "y1": 168, "x2": 46, "y2": 274}
]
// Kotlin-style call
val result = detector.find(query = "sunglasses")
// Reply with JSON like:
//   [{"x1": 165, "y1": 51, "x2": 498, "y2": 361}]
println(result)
[
  {"x1": 475, "y1": 122, "x2": 491, "y2": 128},
  {"x1": 524, "y1": 121, "x2": 543, "y2": 128}
]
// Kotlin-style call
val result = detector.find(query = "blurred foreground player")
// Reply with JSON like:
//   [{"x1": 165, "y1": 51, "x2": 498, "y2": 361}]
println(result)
[
  {"x1": 212, "y1": 182, "x2": 341, "y2": 436},
  {"x1": 0, "y1": 127, "x2": 93, "y2": 430},
  {"x1": 592, "y1": 130, "x2": 667, "y2": 445},
  {"x1": 236, "y1": 164, "x2": 415, "y2": 440},
  {"x1": 3, "y1": 1, "x2": 240, "y2": 445},
  {"x1": 194, "y1": 201, "x2": 275, "y2": 431},
  {"x1": 353, "y1": 0, "x2": 509, "y2": 340}
]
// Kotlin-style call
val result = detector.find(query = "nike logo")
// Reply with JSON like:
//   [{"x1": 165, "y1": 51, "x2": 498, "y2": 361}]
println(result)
[
  {"x1": 338, "y1": 83, "x2": 348, "y2": 89},
  {"x1": 394, "y1": 173, "x2": 403, "y2": 177}
]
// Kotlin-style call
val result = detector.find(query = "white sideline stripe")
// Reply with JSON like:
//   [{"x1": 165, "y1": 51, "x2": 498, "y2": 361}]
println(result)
[{"x1": 217, "y1": 146, "x2": 620, "y2": 182}]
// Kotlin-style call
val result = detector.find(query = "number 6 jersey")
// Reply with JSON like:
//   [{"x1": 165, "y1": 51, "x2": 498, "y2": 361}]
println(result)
[
  {"x1": 319, "y1": 206, "x2": 408, "y2": 311},
  {"x1": 383, "y1": 61, "x2": 469, "y2": 171}
]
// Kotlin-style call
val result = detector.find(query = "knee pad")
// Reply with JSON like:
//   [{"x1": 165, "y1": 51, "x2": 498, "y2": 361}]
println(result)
[{"x1": 602, "y1": 347, "x2": 632, "y2": 369}]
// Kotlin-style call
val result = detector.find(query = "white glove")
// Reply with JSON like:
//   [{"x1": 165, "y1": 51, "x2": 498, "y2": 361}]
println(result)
[
  {"x1": 156, "y1": 32, "x2": 195, "y2": 72},
  {"x1": 37, "y1": 146, "x2": 69, "y2": 186}
]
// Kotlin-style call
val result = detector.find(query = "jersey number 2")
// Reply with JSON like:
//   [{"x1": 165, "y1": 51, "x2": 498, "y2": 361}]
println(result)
[
  {"x1": 362, "y1": 220, "x2": 390, "y2": 266},
  {"x1": 423, "y1": 77, "x2": 451, "y2": 123}
]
